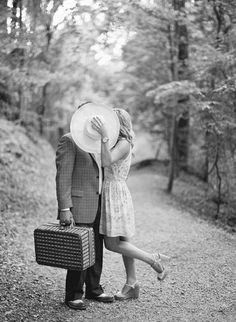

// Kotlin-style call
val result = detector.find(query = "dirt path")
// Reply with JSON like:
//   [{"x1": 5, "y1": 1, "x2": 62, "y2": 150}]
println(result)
[{"x1": 1, "y1": 168, "x2": 236, "y2": 322}]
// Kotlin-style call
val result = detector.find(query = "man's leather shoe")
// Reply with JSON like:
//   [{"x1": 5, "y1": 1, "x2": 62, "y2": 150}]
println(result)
[
  {"x1": 86, "y1": 293, "x2": 114, "y2": 303},
  {"x1": 66, "y1": 299, "x2": 86, "y2": 310}
]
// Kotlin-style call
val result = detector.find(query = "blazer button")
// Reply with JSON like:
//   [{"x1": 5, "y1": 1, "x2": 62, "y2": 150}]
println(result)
[
  {"x1": 96, "y1": 176, "x2": 99, "y2": 179},
  {"x1": 96, "y1": 192, "x2": 99, "y2": 195}
]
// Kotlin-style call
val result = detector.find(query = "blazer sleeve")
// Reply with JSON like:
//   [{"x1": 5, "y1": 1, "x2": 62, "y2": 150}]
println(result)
[{"x1": 55, "y1": 135, "x2": 76, "y2": 210}]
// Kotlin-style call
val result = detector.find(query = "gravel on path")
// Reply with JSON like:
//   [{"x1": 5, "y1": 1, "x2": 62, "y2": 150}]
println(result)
[{"x1": 0, "y1": 125, "x2": 235, "y2": 322}]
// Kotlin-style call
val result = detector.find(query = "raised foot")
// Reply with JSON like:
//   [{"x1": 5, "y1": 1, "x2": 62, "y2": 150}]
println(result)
[{"x1": 151, "y1": 253, "x2": 170, "y2": 281}]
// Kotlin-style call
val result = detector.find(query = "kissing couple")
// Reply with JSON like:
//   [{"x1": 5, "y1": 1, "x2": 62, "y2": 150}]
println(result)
[{"x1": 56, "y1": 102, "x2": 170, "y2": 310}]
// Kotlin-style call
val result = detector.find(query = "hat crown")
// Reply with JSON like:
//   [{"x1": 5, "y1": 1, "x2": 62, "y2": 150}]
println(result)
[{"x1": 70, "y1": 103, "x2": 120, "y2": 153}]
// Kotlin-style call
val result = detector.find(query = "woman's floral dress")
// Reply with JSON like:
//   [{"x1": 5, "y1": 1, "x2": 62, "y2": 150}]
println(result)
[{"x1": 99, "y1": 150, "x2": 135, "y2": 238}]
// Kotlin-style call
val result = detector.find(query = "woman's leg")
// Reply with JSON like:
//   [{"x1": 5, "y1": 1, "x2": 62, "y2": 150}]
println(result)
[
  {"x1": 122, "y1": 255, "x2": 136, "y2": 285},
  {"x1": 120, "y1": 237, "x2": 137, "y2": 285},
  {"x1": 104, "y1": 236, "x2": 154, "y2": 266}
]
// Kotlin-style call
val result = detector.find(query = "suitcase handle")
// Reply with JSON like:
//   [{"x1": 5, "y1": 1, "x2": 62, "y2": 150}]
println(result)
[{"x1": 59, "y1": 222, "x2": 74, "y2": 230}]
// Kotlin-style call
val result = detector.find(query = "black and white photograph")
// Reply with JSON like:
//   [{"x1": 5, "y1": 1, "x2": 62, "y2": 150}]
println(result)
[{"x1": 0, "y1": 0, "x2": 235, "y2": 321}]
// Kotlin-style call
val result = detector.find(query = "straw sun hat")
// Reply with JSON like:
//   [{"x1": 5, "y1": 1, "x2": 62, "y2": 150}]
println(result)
[{"x1": 70, "y1": 102, "x2": 120, "y2": 153}]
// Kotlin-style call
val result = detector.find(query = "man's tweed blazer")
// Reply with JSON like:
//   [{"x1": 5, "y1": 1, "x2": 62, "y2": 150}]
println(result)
[{"x1": 56, "y1": 133, "x2": 100, "y2": 224}]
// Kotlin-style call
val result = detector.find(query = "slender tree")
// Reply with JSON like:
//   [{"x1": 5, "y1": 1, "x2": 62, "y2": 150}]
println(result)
[{"x1": 167, "y1": 0, "x2": 189, "y2": 192}]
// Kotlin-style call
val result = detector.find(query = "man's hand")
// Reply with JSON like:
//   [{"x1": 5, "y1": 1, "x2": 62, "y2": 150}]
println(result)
[{"x1": 59, "y1": 210, "x2": 75, "y2": 226}]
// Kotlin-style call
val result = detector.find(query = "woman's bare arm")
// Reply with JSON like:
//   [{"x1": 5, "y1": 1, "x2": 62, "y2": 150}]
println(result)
[
  {"x1": 91, "y1": 116, "x2": 130, "y2": 167},
  {"x1": 101, "y1": 139, "x2": 130, "y2": 167}
]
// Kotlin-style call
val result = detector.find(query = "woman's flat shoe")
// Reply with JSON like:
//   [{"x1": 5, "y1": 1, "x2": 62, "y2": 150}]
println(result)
[{"x1": 114, "y1": 283, "x2": 140, "y2": 300}]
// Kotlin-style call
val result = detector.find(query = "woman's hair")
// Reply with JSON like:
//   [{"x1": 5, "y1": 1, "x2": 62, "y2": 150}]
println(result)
[{"x1": 113, "y1": 108, "x2": 135, "y2": 146}]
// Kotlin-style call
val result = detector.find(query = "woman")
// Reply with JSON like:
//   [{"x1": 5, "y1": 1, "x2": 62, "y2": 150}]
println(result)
[{"x1": 91, "y1": 109, "x2": 169, "y2": 300}]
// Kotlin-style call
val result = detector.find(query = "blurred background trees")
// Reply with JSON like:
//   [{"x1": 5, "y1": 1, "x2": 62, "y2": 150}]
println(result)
[{"x1": 0, "y1": 0, "x2": 235, "y2": 224}]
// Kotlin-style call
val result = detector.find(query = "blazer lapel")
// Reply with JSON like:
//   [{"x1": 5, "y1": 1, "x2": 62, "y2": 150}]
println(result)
[
  {"x1": 89, "y1": 153, "x2": 99, "y2": 170},
  {"x1": 90, "y1": 153, "x2": 96, "y2": 163}
]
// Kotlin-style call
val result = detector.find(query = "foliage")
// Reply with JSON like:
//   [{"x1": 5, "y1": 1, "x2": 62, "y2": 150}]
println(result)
[
  {"x1": 193, "y1": 0, "x2": 236, "y2": 221},
  {"x1": 0, "y1": 0, "x2": 112, "y2": 137},
  {"x1": 96, "y1": 0, "x2": 236, "y2": 221},
  {"x1": 0, "y1": 0, "x2": 235, "y2": 223}
]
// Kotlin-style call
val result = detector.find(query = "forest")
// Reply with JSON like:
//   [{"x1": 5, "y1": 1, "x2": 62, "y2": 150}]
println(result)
[
  {"x1": 0, "y1": 0, "x2": 236, "y2": 226},
  {"x1": 1, "y1": 1, "x2": 236, "y2": 321}
]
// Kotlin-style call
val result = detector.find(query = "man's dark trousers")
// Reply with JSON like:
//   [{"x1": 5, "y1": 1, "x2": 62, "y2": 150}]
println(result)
[{"x1": 65, "y1": 196, "x2": 103, "y2": 302}]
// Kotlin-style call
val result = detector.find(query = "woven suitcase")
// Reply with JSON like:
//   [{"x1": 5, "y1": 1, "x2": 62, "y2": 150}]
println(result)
[{"x1": 34, "y1": 223, "x2": 95, "y2": 271}]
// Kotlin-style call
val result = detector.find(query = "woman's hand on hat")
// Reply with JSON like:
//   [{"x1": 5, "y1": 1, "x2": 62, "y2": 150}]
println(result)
[{"x1": 91, "y1": 116, "x2": 108, "y2": 138}]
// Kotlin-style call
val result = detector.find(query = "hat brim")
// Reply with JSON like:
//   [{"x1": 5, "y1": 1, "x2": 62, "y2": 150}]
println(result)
[{"x1": 70, "y1": 103, "x2": 120, "y2": 153}]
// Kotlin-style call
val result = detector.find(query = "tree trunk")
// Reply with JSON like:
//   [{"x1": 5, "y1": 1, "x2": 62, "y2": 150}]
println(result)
[
  {"x1": 11, "y1": 0, "x2": 23, "y2": 30},
  {"x1": 39, "y1": 82, "x2": 50, "y2": 135},
  {"x1": 167, "y1": 24, "x2": 178, "y2": 82},
  {"x1": 0, "y1": 0, "x2": 8, "y2": 32},
  {"x1": 167, "y1": 23, "x2": 178, "y2": 192},
  {"x1": 167, "y1": 0, "x2": 189, "y2": 193},
  {"x1": 19, "y1": 0, "x2": 23, "y2": 29},
  {"x1": 11, "y1": 0, "x2": 19, "y2": 30},
  {"x1": 18, "y1": 85, "x2": 24, "y2": 122},
  {"x1": 212, "y1": 0, "x2": 232, "y2": 50},
  {"x1": 167, "y1": 116, "x2": 178, "y2": 192},
  {"x1": 175, "y1": 0, "x2": 189, "y2": 170}
]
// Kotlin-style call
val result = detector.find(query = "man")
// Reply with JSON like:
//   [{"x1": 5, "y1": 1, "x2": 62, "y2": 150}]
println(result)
[{"x1": 55, "y1": 113, "x2": 114, "y2": 310}]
